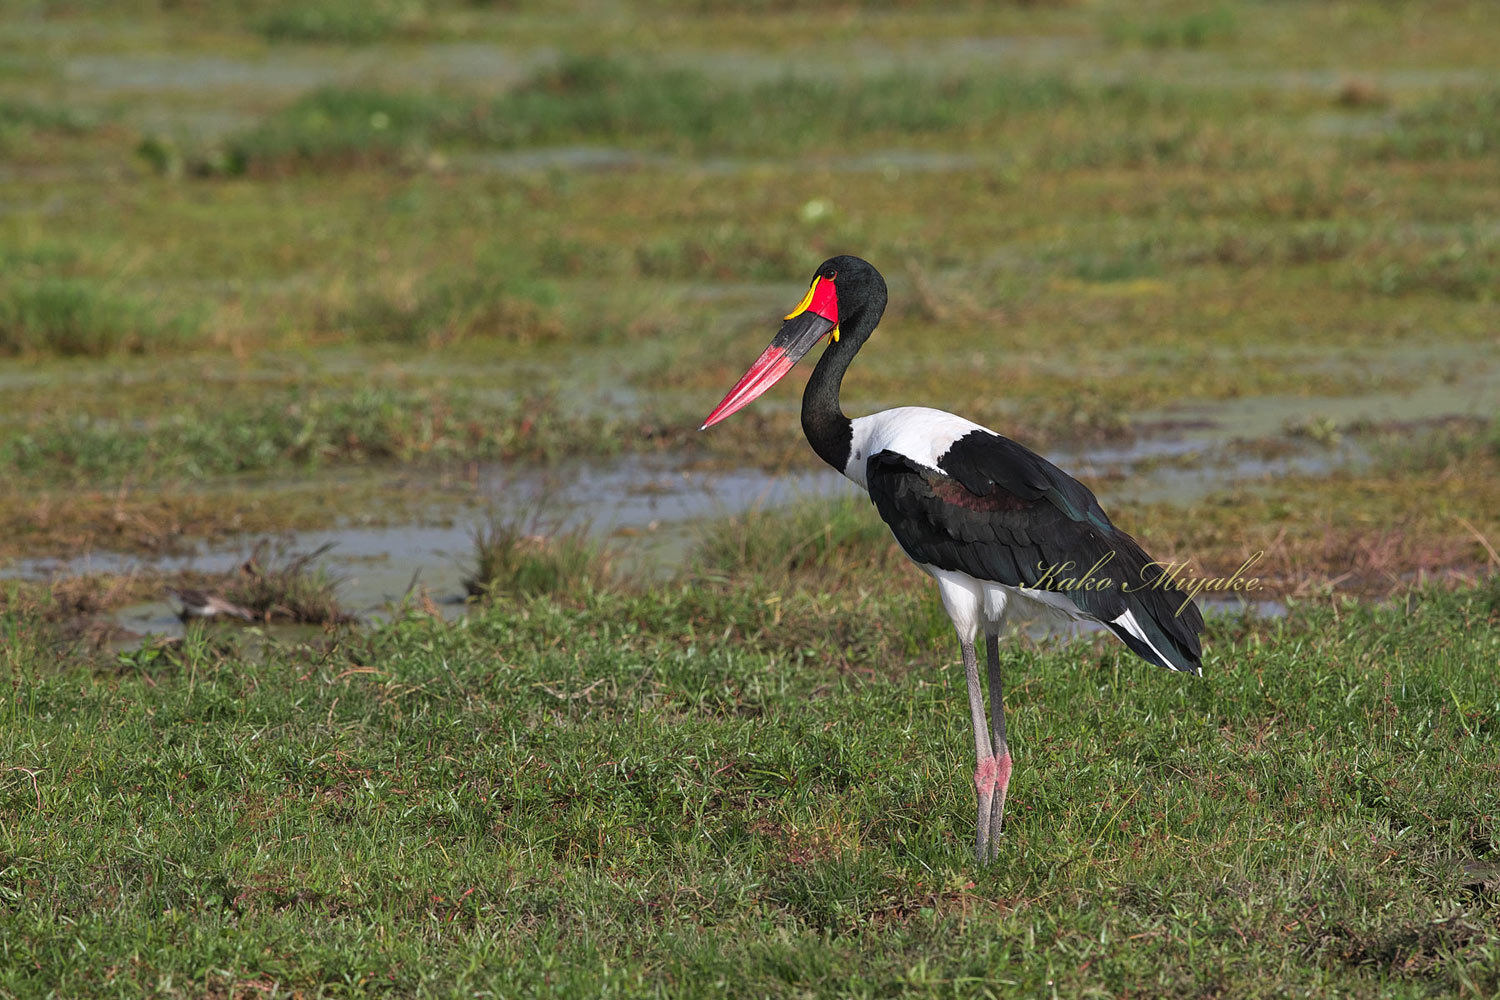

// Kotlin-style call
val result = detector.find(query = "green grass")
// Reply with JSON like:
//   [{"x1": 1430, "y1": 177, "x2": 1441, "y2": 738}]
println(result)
[
  {"x1": 466, "y1": 513, "x2": 610, "y2": 599},
  {"x1": 1105, "y1": 5, "x2": 1239, "y2": 50},
  {"x1": 0, "y1": 99, "x2": 93, "y2": 144},
  {"x1": 0, "y1": 384, "x2": 626, "y2": 485},
  {"x1": 2, "y1": 572, "x2": 1496, "y2": 996},
  {"x1": 693, "y1": 492, "x2": 902, "y2": 584},
  {"x1": 341, "y1": 270, "x2": 563, "y2": 347},
  {"x1": 253, "y1": 1, "x2": 421, "y2": 45},
  {"x1": 1373, "y1": 416, "x2": 1500, "y2": 472},
  {"x1": 0, "y1": 280, "x2": 200, "y2": 358},
  {"x1": 216, "y1": 60, "x2": 1249, "y2": 176},
  {"x1": 1373, "y1": 87, "x2": 1500, "y2": 162}
]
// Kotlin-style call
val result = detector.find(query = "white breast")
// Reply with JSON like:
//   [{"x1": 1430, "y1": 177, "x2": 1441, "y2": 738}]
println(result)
[{"x1": 842, "y1": 407, "x2": 990, "y2": 487}]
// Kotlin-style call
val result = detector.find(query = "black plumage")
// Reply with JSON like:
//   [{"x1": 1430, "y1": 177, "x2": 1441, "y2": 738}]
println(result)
[{"x1": 867, "y1": 434, "x2": 1203, "y2": 675}]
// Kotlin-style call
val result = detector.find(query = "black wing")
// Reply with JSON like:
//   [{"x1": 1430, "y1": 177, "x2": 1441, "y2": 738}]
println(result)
[{"x1": 866, "y1": 432, "x2": 1203, "y2": 675}]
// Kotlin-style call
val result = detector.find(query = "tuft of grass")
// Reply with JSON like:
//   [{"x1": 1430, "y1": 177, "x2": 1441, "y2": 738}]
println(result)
[
  {"x1": 0, "y1": 99, "x2": 92, "y2": 143},
  {"x1": 0, "y1": 280, "x2": 200, "y2": 358},
  {"x1": 1105, "y1": 6, "x2": 1237, "y2": 49},
  {"x1": 1373, "y1": 87, "x2": 1500, "y2": 161},
  {"x1": 340, "y1": 271, "x2": 563, "y2": 346},
  {"x1": 253, "y1": 1, "x2": 426, "y2": 44},
  {"x1": 221, "y1": 88, "x2": 467, "y2": 176},
  {"x1": 465, "y1": 513, "x2": 611, "y2": 600},
  {"x1": 221, "y1": 542, "x2": 353, "y2": 624}
]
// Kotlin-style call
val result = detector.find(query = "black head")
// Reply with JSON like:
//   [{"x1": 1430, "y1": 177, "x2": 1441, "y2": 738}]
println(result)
[
  {"x1": 700, "y1": 255, "x2": 887, "y2": 429},
  {"x1": 812, "y1": 255, "x2": 887, "y2": 329}
]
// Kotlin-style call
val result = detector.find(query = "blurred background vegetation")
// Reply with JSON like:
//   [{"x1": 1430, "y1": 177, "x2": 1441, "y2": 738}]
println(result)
[{"x1": 0, "y1": 0, "x2": 1496, "y2": 581}]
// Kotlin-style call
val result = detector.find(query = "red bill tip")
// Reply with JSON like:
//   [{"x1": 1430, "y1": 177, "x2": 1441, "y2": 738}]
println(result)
[{"x1": 700, "y1": 345, "x2": 795, "y2": 429}]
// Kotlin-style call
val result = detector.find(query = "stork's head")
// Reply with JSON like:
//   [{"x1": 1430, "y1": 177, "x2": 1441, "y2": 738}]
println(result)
[{"x1": 700, "y1": 255, "x2": 885, "y2": 430}]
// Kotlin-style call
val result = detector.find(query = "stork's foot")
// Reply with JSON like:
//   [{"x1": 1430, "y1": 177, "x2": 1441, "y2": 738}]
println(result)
[
  {"x1": 973, "y1": 756, "x2": 998, "y2": 861},
  {"x1": 973, "y1": 752, "x2": 1014, "y2": 862},
  {"x1": 986, "y1": 752, "x2": 1012, "y2": 859}
]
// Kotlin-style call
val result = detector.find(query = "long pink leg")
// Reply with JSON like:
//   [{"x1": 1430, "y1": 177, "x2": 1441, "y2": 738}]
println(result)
[
  {"x1": 985, "y1": 634, "x2": 1012, "y2": 857},
  {"x1": 962, "y1": 639, "x2": 998, "y2": 861}
]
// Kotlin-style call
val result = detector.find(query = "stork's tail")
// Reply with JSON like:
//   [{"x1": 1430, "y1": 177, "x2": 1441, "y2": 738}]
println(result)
[{"x1": 1100, "y1": 542, "x2": 1205, "y2": 676}]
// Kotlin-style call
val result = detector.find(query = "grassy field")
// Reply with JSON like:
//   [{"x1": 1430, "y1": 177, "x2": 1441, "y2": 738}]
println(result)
[
  {"x1": 3, "y1": 549, "x2": 1498, "y2": 996},
  {"x1": 2, "y1": 0, "x2": 1499, "y2": 995}
]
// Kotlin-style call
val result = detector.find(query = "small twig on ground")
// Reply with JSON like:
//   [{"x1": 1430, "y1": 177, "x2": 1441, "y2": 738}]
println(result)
[{"x1": 5, "y1": 766, "x2": 42, "y2": 812}]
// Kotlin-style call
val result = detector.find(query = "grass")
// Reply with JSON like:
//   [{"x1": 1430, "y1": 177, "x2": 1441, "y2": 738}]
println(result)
[
  {"x1": 1375, "y1": 416, "x2": 1500, "y2": 471},
  {"x1": 214, "y1": 60, "x2": 1249, "y2": 176},
  {"x1": 466, "y1": 512, "x2": 611, "y2": 599},
  {"x1": 693, "y1": 492, "x2": 902, "y2": 585},
  {"x1": 1132, "y1": 437, "x2": 1500, "y2": 601},
  {"x1": 340, "y1": 270, "x2": 563, "y2": 347},
  {"x1": 1372, "y1": 87, "x2": 1500, "y2": 162},
  {"x1": 0, "y1": 572, "x2": 162, "y2": 649},
  {"x1": 0, "y1": 383, "x2": 628, "y2": 486},
  {"x1": 0, "y1": 99, "x2": 93, "y2": 145},
  {"x1": 1104, "y1": 5, "x2": 1239, "y2": 50},
  {"x1": 0, "y1": 280, "x2": 200, "y2": 358},
  {"x1": 1, "y1": 565, "x2": 1496, "y2": 995},
  {"x1": 252, "y1": 1, "x2": 422, "y2": 45},
  {"x1": 217, "y1": 541, "x2": 352, "y2": 625}
]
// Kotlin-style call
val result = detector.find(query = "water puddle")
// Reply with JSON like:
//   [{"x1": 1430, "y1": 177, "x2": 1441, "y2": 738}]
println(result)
[
  {"x1": 1062, "y1": 431, "x2": 1373, "y2": 506},
  {"x1": 11, "y1": 454, "x2": 851, "y2": 639},
  {"x1": 1141, "y1": 369, "x2": 1497, "y2": 443},
  {"x1": 62, "y1": 43, "x2": 539, "y2": 96},
  {"x1": 8, "y1": 424, "x2": 1325, "y2": 643}
]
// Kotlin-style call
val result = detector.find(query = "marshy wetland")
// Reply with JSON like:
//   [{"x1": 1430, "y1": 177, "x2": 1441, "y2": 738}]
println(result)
[{"x1": 1, "y1": 1, "x2": 1498, "y2": 996}]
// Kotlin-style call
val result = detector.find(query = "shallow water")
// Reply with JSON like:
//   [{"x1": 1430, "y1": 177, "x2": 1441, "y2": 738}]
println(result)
[
  {"x1": 6, "y1": 423, "x2": 1349, "y2": 642},
  {"x1": 63, "y1": 44, "x2": 539, "y2": 96},
  {"x1": 12, "y1": 454, "x2": 850, "y2": 637}
]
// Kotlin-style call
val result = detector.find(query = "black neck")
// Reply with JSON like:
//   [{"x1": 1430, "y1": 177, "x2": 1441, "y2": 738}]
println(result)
[{"x1": 800, "y1": 288, "x2": 885, "y2": 473}]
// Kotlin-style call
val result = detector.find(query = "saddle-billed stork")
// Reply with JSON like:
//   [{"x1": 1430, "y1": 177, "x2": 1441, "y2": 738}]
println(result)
[{"x1": 701, "y1": 255, "x2": 1203, "y2": 861}]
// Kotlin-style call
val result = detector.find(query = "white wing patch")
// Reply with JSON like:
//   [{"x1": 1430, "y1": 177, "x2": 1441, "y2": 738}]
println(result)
[{"x1": 844, "y1": 407, "x2": 991, "y2": 487}]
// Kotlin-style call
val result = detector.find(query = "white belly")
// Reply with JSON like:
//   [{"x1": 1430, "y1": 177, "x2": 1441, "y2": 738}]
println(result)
[{"x1": 926, "y1": 565, "x2": 1088, "y2": 642}]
